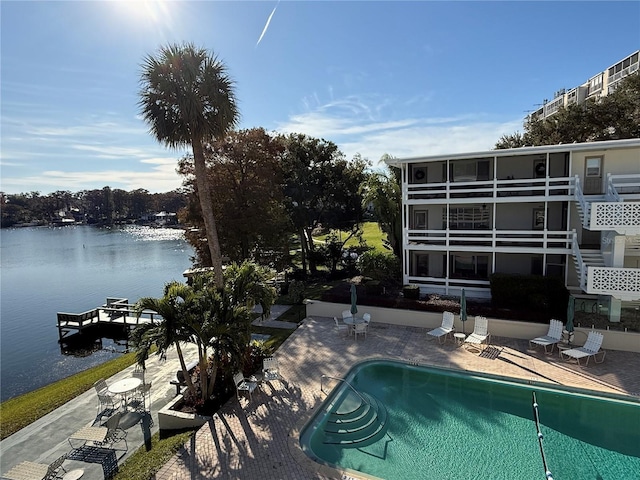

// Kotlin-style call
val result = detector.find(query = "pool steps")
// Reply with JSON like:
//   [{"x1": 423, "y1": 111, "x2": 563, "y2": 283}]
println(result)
[{"x1": 323, "y1": 391, "x2": 388, "y2": 446}]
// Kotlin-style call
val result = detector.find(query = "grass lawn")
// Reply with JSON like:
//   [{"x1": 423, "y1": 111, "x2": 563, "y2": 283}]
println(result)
[
  {"x1": 112, "y1": 430, "x2": 195, "y2": 480},
  {"x1": 0, "y1": 351, "x2": 139, "y2": 440},
  {"x1": 315, "y1": 221, "x2": 387, "y2": 253}
]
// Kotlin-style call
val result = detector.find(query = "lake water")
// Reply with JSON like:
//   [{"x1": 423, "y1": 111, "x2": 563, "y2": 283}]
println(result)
[{"x1": 0, "y1": 225, "x2": 193, "y2": 402}]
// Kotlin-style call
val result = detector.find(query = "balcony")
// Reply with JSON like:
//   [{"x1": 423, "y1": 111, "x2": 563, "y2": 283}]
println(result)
[
  {"x1": 407, "y1": 229, "x2": 573, "y2": 252},
  {"x1": 589, "y1": 202, "x2": 640, "y2": 235},
  {"x1": 587, "y1": 266, "x2": 640, "y2": 301},
  {"x1": 406, "y1": 177, "x2": 573, "y2": 202}
]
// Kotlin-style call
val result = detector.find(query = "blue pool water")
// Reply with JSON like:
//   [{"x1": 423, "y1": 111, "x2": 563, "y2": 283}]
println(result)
[{"x1": 300, "y1": 360, "x2": 640, "y2": 480}]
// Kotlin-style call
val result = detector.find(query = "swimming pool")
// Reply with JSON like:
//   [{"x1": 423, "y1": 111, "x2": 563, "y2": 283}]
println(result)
[{"x1": 300, "y1": 360, "x2": 640, "y2": 479}]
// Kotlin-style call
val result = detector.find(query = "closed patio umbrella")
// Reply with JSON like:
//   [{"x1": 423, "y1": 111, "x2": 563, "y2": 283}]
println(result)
[
  {"x1": 350, "y1": 283, "x2": 358, "y2": 317},
  {"x1": 565, "y1": 295, "x2": 575, "y2": 345},
  {"x1": 460, "y1": 288, "x2": 468, "y2": 335}
]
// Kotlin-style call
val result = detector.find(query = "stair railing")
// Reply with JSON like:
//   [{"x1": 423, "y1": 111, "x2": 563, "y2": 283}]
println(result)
[
  {"x1": 573, "y1": 175, "x2": 591, "y2": 229},
  {"x1": 572, "y1": 232, "x2": 587, "y2": 291},
  {"x1": 605, "y1": 173, "x2": 622, "y2": 202},
  {"x1": 321, "y1": 375, "x2": 372, "y2": 408}
]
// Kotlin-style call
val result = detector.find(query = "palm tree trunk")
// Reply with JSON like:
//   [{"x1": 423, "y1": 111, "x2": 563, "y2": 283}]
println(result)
[
  {"x1": 175, "y1": 342, "x2": 197, "y2": 396},
  {"x1": 192, "y1": 137, "x2": 224, "y2": 289}
]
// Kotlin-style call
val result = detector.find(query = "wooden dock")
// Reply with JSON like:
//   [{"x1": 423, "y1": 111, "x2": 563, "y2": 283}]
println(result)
[{"x1": 57, "y1": 297, "x2": 160, "y2": 343}]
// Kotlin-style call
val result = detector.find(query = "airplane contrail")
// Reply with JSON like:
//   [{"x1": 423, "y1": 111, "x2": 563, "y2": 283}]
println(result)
[{"x1": 256, "y1": 1, "x2": 279, "y2": 46}]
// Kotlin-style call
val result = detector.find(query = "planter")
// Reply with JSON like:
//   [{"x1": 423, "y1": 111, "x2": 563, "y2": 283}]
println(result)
[
  {"x1": 402, "y1": 284, "x2": 420, "y2": 300},
  {"x1": 158, "y1": 393, "x2": 211, "y2": 431}
]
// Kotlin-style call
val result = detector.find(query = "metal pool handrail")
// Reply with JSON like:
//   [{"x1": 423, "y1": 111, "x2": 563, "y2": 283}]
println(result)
[
  {"x1": 320, "y1": 375, "x2": 371, "y2": 408},
  {"x1": 532, "y1": 392, "x2": 554, "y2": 480}
]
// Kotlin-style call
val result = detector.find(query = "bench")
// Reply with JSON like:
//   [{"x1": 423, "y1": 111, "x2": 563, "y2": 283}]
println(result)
[{"x1": 170, "y1": 361, "x2": 198, "y2": 395}]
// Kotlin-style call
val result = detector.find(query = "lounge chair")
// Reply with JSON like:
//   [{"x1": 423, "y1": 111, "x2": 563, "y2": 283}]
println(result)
[
  {"x1": 2, "y1": 454, "x2": 67, "y2": 480},
  {"x1": 334, "y1": 317, "x2": 349, "y2": 335},
  {"x1": 233, "y1": 372, "x2": 258, "y2": 402},
  {"x1": 560, "y1": 331, "x2": 606, "y2": 366},
  {"x1": 97, "y1": 412, "x2": 128, "y2": 451},
  {"x1": 427, "y1": 311, "x2": 455, "y2": 344},
  {"x1": 262, "y1": 356, "x2": 281, "y2": 384},
  {"x1": 529, "y1": 319, "x2": 563, "y2": 353},
  {"x1": 464, "y1": 316, "x2": 491, "y2": 351}
]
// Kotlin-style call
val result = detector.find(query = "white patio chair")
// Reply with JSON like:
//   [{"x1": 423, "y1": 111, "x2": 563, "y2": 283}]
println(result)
[
  {"x1": 334, "y1": 316, "x2": 349, "y2": 335},
  {"x1": 427, "y1": 311, "x2": 455, "y2": 344},
  {"x1": 560, "y1": 331, "x2": 606, "y2": 366},
  {"x1": 353, "y1": 322, "x2": 367, "y2": 341},
  {"x1": 464, "y1": 316, "x2": 491, "y2": 351},
  {"x1": 262, "y1": 356, "x2": 281, "y2": 384},
  {"x1": 529, "y1": 319, "x2": 564, "y2": 354},
  {"x1": 342, "y1": 310, "x2": 352, "y2": 320},
  {"x1": 363, "y1": 313, "x2": 371, "y2": 324},
  {"x1": 131, "y1": 367, "x2": 152, "y2": 411},
  {"x1": 93, "y1": 378, "x2": 118, "y2": 418},
  {"x1": 233, "y1": 372, "x2": 258, "y2": 402}
]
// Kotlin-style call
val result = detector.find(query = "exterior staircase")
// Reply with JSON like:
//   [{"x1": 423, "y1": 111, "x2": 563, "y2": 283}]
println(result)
[{"x1": 572, "y1": 248, "x2": 605, "y2": 291}]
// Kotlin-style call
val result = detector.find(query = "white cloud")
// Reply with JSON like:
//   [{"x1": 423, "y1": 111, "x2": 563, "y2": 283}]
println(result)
[{"x1": 275, "y1": 93, "x2": 523, "y2": 162}]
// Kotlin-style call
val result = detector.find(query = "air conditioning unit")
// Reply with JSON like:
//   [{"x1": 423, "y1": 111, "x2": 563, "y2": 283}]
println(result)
[{"x1": 412, "y1": 167, "x2": 427, "y2": 183}]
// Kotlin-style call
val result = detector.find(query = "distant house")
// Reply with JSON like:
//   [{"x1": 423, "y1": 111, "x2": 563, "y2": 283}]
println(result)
[
  {"x1": 154, "y1": 211, "x2": 178, "y2": 226},
  {"x1": 386, "y1": 138, "x2": 640, "y2": 323}
]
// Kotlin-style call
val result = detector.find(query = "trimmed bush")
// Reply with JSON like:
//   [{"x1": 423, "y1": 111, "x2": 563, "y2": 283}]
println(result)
[
  {"x1": 490, "y1": 274, "x2": 568, "y2": 318},
  {"x1": 364, "y1": 280, "x2": 384, "y2": 296},
  {"x1": 357, "y1": 251, "x2": 401, "y2": 282}
]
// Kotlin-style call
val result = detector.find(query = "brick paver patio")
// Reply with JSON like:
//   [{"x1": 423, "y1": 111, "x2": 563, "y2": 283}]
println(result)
[{"x1": 154, "y1": 316, "x2": 640, "y2": 480}]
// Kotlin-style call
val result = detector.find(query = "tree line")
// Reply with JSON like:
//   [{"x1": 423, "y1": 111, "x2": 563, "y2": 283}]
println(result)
[{"x1": 0, "y1": 188, "x2": 187, "y2": 228}]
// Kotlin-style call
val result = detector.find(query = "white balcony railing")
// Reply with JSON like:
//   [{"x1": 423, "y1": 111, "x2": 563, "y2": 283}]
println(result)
[
  {"x1": 406, "y1": 177, "x2": 574, "y2": 202},
  {"x1": 407, "y1": 229, "x2": 573, "y2": 251},
  {"x1": 589, "y1": 202, "x2": 640, "y2": 235},
  {"x1": 587, "y1": 266, "x2": 640, "y2": 301}
]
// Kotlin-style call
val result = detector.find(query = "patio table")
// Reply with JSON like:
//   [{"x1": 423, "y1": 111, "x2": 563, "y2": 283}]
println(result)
[{"x1": 108, "y1": 377, "x2": 141, "y2": 411}]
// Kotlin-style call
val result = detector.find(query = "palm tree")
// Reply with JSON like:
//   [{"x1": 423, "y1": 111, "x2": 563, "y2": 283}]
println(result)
[
  {"x1": 132, "y1": 282, "x2": 198, "y2": 396},
  {"x1": 361, "y1": 158, "x2": 402, "y2": 257},
  {"x1": 139, "y1": 43, "x2": 239, "y2": 288}
]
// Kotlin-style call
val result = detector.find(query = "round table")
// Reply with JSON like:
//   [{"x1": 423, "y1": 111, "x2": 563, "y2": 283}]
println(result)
[
  {"x1": 453, "y1": 333, "x2": 466, "y2": 346},
  {"x1": 343, "y1": 316, "x2": 366, "y2": 326},
  {"x1": 557, "y1": 343, "x2": 573, "y2": 358},
  {"x1": 63, "y1": 469, "x2": 84, "y2": 480},
  {"x1": 108, "y1": 377, "x2": 142, "y2": 411}
]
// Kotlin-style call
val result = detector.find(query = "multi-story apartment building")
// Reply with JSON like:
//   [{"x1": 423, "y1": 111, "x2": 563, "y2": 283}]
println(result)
[
  {"x1": 530, "y1": 50, "x2": 639, "y2": 121},
  {"x1": 385, "y1": 138, "x2": 640, "y2": 323}
]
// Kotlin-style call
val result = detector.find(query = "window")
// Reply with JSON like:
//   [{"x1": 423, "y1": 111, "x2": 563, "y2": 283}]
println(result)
[
  {"x1": 447, "y1": 206, "x2": 489, "y2": 230},
  {"x1": 416, "y1": 254, "x2": 429, "y2": 276},
  {"x1": 453, "y1": 161, "x2": 476, "y2": 182},
  {"x1": 413, "y1": 211, "x2": 427, "y2": 229},
  {"x1": 533, "y1": 208, "x2": 545, "y2": 230},
  {"x1": 451, "y1": 255, "x2": 489, "y2": 279},
  {"x1": 451, "y1": 160, "x2": 490, "y2": 182},
  {"x1": 585, "y1": 156, "x2": 602, "y2": 177}
]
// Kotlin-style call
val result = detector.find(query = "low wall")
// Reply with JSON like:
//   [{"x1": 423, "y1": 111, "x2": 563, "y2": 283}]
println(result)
[
  {"x1": 158, "y1": 394, "x2": 210, "y2": 431},
  {"x1": 305, "y1": 300, "x2": 640, "y2": 353}
]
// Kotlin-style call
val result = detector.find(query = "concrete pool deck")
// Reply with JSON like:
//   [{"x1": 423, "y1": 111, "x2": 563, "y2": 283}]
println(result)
[{"x1": 154, "y1": 316, "x2": 640, "y2": 480}]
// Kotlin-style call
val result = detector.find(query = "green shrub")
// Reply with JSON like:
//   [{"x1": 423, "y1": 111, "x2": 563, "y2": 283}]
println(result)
[
  {"x1": 402, "y1": 284, "x2": 420, "y2": 300},
  {"x1": 364, "y1": 280, "x2": 384, "y2": 296},
  {"x1": 288, "y1": 280, "x2": 305, "y2": 304},
  {"x1": 357, "y1": 251, "x2": 400, "y2": 282},
  {"x1": 490, "y1": 274, "x2": 568, "y2": 317}
]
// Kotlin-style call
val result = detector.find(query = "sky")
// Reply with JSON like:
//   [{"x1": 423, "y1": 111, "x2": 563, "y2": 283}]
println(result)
[{"x1": 1, "y1": 1, "x2": 639, "y2": 195}]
